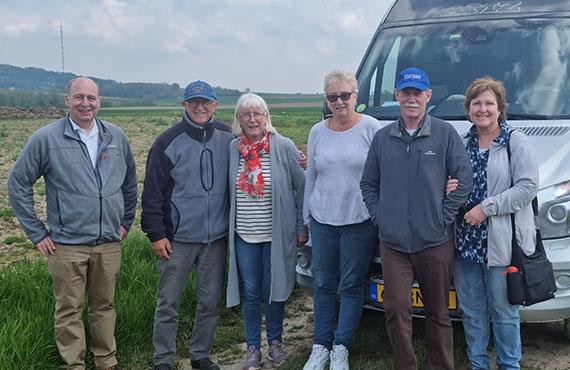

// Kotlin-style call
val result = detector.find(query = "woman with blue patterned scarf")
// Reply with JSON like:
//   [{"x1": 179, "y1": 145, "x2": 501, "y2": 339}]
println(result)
[{"x1": 450, "y1": 77, "x2": 538, "y2": 370}]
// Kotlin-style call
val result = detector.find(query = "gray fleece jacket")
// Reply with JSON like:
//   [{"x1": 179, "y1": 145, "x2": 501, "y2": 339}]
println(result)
[
  {"x1": 8, "y1": 116, "x2": 137, "y2": 245},
  {"x1": 360, "y1": 115, "x2": 473, "y2": 253}
]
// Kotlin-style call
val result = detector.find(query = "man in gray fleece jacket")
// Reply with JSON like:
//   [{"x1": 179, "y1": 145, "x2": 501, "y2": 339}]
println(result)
[
  {"x1": 141, "y1": 80, "x2": 233, "y2": 370},
  {"x1": 8, "y1": 77, "x2": 137, "y2": 370},
  {"x1": 360, "y1": 67, "x2": 472, "y2": 370}
]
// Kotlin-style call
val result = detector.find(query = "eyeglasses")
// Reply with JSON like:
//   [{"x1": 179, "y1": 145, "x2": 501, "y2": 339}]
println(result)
[
  {"x1": 326, "y1": 92, "x2": 354, "y2": 103},
  {"x1": 187, "y1": 98, "x2": 214, "y2": 108},
  {"x1": 238, "y1": 112, "x2": 267, "y2": 120}
]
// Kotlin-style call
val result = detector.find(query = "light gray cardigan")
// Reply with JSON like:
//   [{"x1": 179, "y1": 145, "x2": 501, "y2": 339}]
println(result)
[
  {"x1": 226, "y1": 132, "x2": 306, "y2": 307},
  {"x1": 465, "y1": 128, "x2": 539, "y2": 266}
]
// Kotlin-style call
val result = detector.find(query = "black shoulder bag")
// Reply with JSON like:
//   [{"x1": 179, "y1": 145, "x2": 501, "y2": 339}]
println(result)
[{"x1": 506, "y1": 130, "x2": 557, "y2": 306}]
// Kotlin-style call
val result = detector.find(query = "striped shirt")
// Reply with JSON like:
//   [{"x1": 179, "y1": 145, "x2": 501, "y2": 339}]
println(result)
[{"x1": 235, "y1": 155, "x2": 272, "y2": 243}]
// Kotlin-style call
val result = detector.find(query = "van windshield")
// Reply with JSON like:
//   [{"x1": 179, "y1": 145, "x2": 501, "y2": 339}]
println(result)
[{"x1": 357, "y1": 18, "x2": 570, "y2": 121}]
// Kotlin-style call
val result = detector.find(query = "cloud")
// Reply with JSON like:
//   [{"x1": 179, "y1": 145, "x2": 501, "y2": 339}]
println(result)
[
  {"x1": 0, "y1": 0, "x2": 392, "y2": 92},
  {"x1": 0, "y1": 20, "x2": 37, "y2": 36}
]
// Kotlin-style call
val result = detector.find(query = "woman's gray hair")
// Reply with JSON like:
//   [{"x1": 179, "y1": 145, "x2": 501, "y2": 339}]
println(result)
[
  {"x1": 232, "y1": 93, "x2": 276, "y2": 136},
  {"x1": 324, "y1": 70, "x2": 358, "y2": 93}
]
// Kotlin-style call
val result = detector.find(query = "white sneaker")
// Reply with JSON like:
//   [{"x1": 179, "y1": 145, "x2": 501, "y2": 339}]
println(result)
[
  {"x1": 303, "y1": 344, "x2": 330, "y2": 370},
  {"x1": 329, "y1": 344, "x2": 349, "y2": 370}
]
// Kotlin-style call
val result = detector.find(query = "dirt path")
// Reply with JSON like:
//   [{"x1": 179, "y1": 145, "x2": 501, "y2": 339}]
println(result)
[{"x1": 190, "y1": 293, "x2": 570, "y2": 370}]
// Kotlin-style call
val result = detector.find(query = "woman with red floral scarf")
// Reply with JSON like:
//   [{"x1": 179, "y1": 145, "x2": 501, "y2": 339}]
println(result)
[{"x1": 225, "y1": 93, "x2": 307, "y2": 370}]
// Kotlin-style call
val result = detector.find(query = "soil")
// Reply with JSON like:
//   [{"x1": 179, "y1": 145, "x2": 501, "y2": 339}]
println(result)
[
  {"x1": 0, "y1": 107, "x2": 65, "y2": 119},
  {"x1": 195, "y1": 294, "x2": 570, "y2": 370}
]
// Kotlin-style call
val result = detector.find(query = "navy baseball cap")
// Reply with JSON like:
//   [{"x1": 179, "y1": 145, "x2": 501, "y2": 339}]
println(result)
[
  {"x1": 183, "y1": 80, "x2": 217, "y2": 101},
  {"x1": 396, "y1": 67, "x2": 431, "y2": 91}
]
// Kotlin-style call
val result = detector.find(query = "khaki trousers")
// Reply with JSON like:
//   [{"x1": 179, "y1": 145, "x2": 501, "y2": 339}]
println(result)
[{"x1": 47, "y1": 242, "x2": 121, "y2": 370}]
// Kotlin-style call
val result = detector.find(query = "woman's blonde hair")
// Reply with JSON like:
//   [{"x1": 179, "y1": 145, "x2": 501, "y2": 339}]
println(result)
[{"x1": 324, "y1": 70, "x2": 358, "y2": 93}]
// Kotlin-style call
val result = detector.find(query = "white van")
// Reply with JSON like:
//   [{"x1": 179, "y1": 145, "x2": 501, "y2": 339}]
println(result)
[{"x1": 296, "y1": 0, "x2": 570, "y2": 336}]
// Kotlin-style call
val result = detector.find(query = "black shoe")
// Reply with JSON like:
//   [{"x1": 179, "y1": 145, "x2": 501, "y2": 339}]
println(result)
[
  {"x1": 154, "y1": 365, "x2": 172, "y2": 370},
  {"x1": 191, "y1": 357, "x2": 220, "y2": 370}
]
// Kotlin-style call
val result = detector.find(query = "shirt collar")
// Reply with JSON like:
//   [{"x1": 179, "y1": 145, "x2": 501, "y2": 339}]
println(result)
[{"x1": 69, "y1": 117, "x2": 98, "y2": 137}]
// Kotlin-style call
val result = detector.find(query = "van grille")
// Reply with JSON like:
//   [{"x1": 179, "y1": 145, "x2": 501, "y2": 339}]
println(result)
[{"x1": 515, "y1": 126, "x2": 570, "y2": 136}]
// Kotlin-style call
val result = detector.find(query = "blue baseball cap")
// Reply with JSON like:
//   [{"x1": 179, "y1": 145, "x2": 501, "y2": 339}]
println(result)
[
  {"x1": 183, "y1": 80, "x2": 217, "y2": 101},
  {"x1": 396, "y1": 67, "x2": 431, "y2": 91}
]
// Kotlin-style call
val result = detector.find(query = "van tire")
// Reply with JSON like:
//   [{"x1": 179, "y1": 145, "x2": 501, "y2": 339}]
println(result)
[{"x1": 565, "y1": 318, "x2": 570, "y2": 340}]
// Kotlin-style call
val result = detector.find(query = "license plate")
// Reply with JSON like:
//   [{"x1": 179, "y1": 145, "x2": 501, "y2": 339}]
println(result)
[{"x1": 369, "y1": 279, "x2": 457, "y2": 310}]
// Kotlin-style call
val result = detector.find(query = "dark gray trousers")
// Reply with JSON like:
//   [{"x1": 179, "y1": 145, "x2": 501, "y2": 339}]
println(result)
[{"x1": 152, "y1": 238, "x2": 227, "y2": 366}]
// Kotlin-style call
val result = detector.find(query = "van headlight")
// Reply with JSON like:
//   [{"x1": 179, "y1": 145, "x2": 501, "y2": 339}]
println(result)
[
  {"x1": 296, "y1": 245, "x2": 312, "y2": 270},
  {"x1": 539, "y1": 180, "x2": 570, "y2": 239}
]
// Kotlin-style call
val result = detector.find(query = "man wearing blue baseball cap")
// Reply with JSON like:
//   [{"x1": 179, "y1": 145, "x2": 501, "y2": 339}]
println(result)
[
  {"x1": 361, "y1": 67, "x2": 472, "y2": 370},
  {"x1": 142, "y1": 80, "x2": 234, "y2": 370}
]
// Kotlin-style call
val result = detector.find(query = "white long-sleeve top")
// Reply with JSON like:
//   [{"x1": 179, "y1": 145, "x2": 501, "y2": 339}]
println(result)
[{"x1": 303, "y1": 114, "x2": 382, "y2": 226}]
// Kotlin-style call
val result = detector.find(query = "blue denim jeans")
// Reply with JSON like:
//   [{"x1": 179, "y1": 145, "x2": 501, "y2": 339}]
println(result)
[
  {"x1": 454, "y1": 257, "x2": 521, "y2": 370},
  {"x1": 235, "y1": 234, "x2": 284, "y2": 349},
  {"x1": 310, "y1": 217, "x2": 377, "y2": 348}
]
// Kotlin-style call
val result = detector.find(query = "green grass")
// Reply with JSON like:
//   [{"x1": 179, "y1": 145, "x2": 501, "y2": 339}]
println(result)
[
  {"x1": 0, "y1": 231, "x2": 244, "y2": 370},
  {"x1": 282, "y1": 309, "x2": 469, "y2": 369},
  {"x1": 0, "y1": 208, "x2": 14, "y2": 218}
]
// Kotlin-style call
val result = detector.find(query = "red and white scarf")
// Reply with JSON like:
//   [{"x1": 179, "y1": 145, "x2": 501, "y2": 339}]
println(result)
[{"x1": 237, "y1": 131, "x2": 270, "y2": 197}]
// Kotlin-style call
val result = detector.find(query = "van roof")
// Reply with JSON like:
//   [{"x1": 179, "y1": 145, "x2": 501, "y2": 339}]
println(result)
[{"x1": 385, "y1": 0, "x2": 570, "y2": 24}]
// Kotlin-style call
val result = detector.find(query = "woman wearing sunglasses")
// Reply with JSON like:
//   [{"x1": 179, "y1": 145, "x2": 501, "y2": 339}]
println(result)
[
  {"x1": 303, "y1": 70, "x2": 382, "y2": 370},
  {"x1": 226, "y1": 93, "x2": 307, "y2": 370}
]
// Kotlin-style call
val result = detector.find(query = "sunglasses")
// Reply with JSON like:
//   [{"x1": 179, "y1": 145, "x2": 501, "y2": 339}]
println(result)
[{"x1": 326, "y1": 92, "x2": 354, "y2": 103}]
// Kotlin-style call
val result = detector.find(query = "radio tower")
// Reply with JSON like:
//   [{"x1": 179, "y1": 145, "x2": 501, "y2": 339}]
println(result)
[{"x1": 60, "y1": 21, "x2": 65, "y2": 72}]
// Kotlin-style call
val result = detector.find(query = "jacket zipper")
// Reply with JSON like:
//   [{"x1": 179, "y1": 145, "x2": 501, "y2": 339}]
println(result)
[{"x1": 203, "y1": 129, "x2": 211, "y2": 245}]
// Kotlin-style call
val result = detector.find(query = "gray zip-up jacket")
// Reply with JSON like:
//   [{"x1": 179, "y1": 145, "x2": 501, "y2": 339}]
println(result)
[
  {"x1": 226, "y1": 132, "x2": 306, "y2": 307},
  {"x1": 8, "y1": 116, "x2": 137, "y2": 245},
  {"x1": 473, "y1": 129, "x2": 538, "y2": 266},
  {"x1": 141, "y1": 114, "x2": 234, "y2": 244},
  {"x1": 360, "y1": 115, "x2": 473, "y2": 253}
]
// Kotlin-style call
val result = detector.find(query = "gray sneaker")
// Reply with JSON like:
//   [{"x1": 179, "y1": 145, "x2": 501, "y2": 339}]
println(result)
[
  {"x1": 268, "y1": 340, "x2": 289, "y2": 366},
  {"x1": 303, "y1": 344, "x2": 329, "y2": 370},
  {"x1": 330, "y1": 344, "x2": 349, "y2": 370},
  {"x1": 243, "y1": 345, "x2": 262, "y2": 370}
]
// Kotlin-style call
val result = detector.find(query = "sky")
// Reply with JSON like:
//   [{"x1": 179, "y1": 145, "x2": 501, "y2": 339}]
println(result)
[{"x1": 0, "y1": 0, "x2": 392, "y2": 93}]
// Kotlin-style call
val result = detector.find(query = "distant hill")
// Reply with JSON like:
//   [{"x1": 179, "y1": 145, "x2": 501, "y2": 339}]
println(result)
[
  {"x1": 0, "y1": 63, "x2": 323, "y2": 108},
  {"x1": 0, "y1": 63, "x2": 240, "y2": 103}
]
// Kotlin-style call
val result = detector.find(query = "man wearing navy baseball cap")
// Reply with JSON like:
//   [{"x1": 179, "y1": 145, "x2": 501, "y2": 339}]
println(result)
[
  {"x1": 360, "y1": 67, "x2": 472, "y2": 370},
  {"x1": 142, "y1": 80, "x2": 233, "y2": 370}
]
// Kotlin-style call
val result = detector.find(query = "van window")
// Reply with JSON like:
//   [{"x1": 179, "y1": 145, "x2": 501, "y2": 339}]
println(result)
[{"x1": 357, "y1": 18, "x2": 570, "y2": 121}]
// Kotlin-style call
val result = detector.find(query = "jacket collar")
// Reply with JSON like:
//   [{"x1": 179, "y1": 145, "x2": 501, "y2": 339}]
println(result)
[
  {"x1": 390, "y1": 114, "x2": 431, "y2": 139},
  {"x1": 463, "y1": 120, "x2": 510, "y2": 150},
  {"x1": 182, "y1": 111, "x2": 215, "y2": 142},
  {"x1": 64, "y1": 115, "x2": 111, "y2": 144}
]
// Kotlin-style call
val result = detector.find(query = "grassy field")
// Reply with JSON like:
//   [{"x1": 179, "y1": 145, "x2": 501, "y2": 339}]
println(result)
[
  {"x1": 0, "y1": 106, "x2": 320, "y2": 370},
  {"x1": 2, "y1": 106, "x2": 567, "y2": 369},
  {"x1": 1, "y1": 105, "x2": 545, "y2": 370}
]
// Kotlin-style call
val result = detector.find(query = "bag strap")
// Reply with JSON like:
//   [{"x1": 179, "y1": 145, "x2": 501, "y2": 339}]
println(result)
[
  {"x1": 506, "y1": 130, "x2": 523, "y2": 267},
  {"x1": 507, "y1": 129, "x2": 543, "y2": 267}
]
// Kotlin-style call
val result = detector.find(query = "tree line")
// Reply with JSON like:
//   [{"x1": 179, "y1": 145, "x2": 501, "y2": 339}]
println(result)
[{"x1": 0, "y1": 63, "x2": 241, "y2": 107}]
